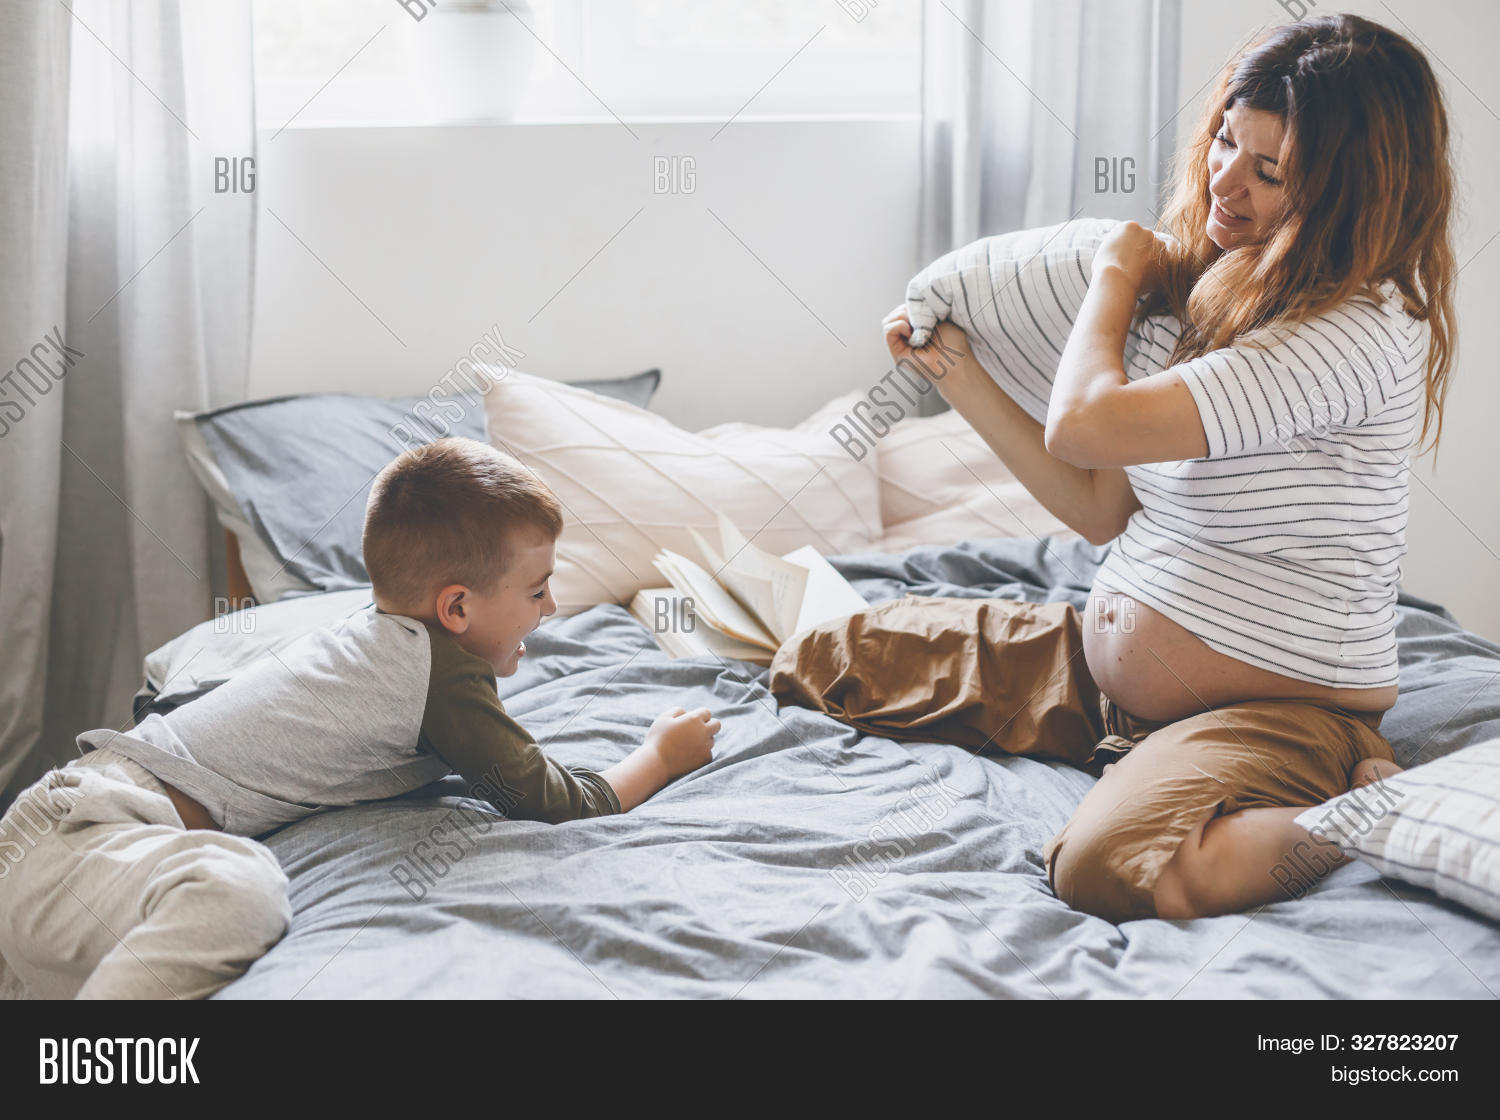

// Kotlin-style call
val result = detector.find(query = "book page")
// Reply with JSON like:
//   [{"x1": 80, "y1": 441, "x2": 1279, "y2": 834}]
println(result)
[
  {"x1": 687, "y1": 526, "x2": 726, "y2": 574},
  {"x1": 654, "y1": 551, "x2": 776, "y2": 649},
  {"x1": 687, "y1": 524, "x2": 792, "y2": 638},
  {"x1": 708, "y1": 513, "x2": 809, "y2": 642},
  {"x1": 629, "y1": 589, "x2": 773, "y2": 664},
  {"x1": 781, "y1": 545, "x2": 870, "y2": 637}
]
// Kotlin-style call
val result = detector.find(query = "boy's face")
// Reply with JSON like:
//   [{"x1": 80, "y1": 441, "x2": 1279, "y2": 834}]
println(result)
[{"x1": 446, "y1": 527, "x2": 558, "y2": 676}]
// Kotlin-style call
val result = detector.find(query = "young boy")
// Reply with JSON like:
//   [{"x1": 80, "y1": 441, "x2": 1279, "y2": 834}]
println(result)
[{"x1": 0, "y1": 438, "x2": 718, "y2": 999}]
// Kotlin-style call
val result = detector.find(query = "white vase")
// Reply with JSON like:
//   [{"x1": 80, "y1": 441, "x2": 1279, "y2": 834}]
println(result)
[{"x1": 405, "y1": 1, "x2": 538, "y2": 122}]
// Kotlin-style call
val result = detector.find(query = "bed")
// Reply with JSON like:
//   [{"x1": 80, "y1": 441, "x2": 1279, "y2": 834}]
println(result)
[{"x1": 131, "y1": 534, "x2": 1500, "y2": 999}]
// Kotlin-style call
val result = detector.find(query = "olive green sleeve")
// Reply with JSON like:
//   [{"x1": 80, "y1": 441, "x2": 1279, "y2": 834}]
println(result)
[{"x1": 417, "y1": 623, "x2": 621, "y2": 822}]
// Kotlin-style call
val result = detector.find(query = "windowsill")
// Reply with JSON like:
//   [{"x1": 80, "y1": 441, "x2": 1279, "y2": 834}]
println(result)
[{"x1": 255, "y1": 111, "x2": 921, "y2": 133}]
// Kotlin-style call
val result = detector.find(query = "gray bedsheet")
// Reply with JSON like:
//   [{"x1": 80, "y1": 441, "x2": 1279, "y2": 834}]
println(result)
[{"x1": 218, "y1": 538, "x2": 1500, "y2": 999}]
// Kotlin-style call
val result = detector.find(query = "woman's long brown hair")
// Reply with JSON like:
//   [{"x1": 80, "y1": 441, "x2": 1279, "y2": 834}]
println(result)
[{"x1": 1138, "y1": 13, "x2": 1458, "y2": 454}]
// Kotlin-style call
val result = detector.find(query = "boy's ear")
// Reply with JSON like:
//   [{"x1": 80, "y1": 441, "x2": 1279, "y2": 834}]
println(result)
[{"x1": 435, "y1": 584, "x2": 471, "y2": 633}]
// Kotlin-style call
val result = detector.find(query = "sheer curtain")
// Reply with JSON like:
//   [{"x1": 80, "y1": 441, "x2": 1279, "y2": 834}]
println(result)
[
  {"x1": 916, "y1": 0, "x2": 1181, "y2": 411},
  {"x1": 0, "y1": 0, "x2": 255, "y2": 801},
  {"x1": 919, "y1": 0, "x2": 1181, "y2": 253}
]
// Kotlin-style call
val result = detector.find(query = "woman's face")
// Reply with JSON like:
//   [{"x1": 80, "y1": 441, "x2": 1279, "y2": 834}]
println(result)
[{"x1": 1205, "y1": 102, "x2": 1287, "y2": 248}]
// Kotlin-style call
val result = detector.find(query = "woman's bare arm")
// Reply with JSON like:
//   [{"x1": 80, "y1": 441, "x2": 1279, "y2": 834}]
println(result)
[
  {"x1": 883, "y1": 310, "x2": 1141, "y2": 545},
  {"x1": 1045, "y1": 223, "x2": 1209, "y2": 468}
]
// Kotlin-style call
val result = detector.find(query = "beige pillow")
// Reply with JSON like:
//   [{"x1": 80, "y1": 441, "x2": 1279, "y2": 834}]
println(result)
[
  {"x1": 483, "y1": 373, "x2": 883, "y2": 615},
  {"x1": 874, "y1": 407, "x2": 1077, "y2": 552}
]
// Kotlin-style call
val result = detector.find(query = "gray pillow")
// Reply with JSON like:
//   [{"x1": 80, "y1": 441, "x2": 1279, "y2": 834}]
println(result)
[
  {"x1": 178, "y1": 370, "x2": 661, "y2": 602},
  {"x1": 565, "y1": 369, "x2": 660, "y2": 409}
]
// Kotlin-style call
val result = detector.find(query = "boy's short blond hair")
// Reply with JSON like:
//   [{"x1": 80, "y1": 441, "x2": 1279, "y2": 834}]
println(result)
[{"x1": 362, "y1": 437, "x2": 562, "y2": 609}]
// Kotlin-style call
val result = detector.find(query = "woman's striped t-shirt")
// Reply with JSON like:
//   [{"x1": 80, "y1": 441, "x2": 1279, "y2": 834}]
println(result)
[{"x1": 904, "y1": 217, "x2": 1429, "y2": 689}]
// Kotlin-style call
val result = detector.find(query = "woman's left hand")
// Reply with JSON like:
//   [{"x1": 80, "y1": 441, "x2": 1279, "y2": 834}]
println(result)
[{"x1": 1095, "y1": 220, "x2": 1170, "y2": 295}]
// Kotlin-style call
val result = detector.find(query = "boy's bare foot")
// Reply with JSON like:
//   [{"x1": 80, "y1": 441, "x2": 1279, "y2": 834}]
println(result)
[{"x1": 1349, "y1": 757, "x2": 1403, "y2": 790}]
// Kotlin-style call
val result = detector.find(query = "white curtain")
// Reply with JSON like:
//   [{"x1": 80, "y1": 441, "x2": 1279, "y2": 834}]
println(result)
[
  {"x1": 0, "y1": 0, "x2": 255, "y2": 800},
  {"x1": 917, "y1": 0, "x2": 1180, "y2": 279}
]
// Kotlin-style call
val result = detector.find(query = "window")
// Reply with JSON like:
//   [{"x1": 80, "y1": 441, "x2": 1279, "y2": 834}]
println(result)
[{"x1": 253, "y1": 0, "x2": 920, "y2": 128}]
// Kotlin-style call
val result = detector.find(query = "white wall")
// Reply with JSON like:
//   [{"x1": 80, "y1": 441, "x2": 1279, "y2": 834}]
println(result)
[
  {"x1": 250, "y1": 118, "x2": 921, "y2": 432},
  {"x1": 1177, "y1": 0, "x2": 1500, "y2": 641}
]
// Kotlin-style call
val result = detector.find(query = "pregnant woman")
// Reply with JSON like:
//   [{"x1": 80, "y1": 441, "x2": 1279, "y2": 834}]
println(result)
[{"x1": 774, "y1": 14, "x2": 1457, "y2": 922}]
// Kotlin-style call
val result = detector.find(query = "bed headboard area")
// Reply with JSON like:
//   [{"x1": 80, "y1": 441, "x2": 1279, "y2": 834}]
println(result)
[{"x1": 224, "y1": 530, "x2": 255, "y2": 608}]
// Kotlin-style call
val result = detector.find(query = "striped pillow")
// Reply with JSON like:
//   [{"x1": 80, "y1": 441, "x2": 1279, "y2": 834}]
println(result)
[
  {"x1": 1295, "y1": 741, "x2": 1500, "y2": 921},
  {"x1": 904, "y1": 217, "x2": 1119, "y2": 375}
]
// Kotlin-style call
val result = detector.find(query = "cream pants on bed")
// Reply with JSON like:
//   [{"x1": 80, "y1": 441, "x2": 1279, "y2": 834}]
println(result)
[{"x1": 0, "y1": 747, "x2": 290, "y2": 1000}]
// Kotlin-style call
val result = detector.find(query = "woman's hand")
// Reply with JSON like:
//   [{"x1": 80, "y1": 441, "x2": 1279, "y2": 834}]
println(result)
[
  {"x1": 882, "y1": 304, "x2": 975, "y2": 382},
  {"x1": 1094, "y1": 220, "x2": 1171, "y2": 295}
]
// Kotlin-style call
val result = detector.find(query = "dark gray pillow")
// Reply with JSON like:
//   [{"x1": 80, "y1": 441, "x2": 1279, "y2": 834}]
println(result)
[
  {"x1": 180, "y1": 370, "x2": 660, "y2": 600},
  {"x1": 567, "y1": 369, "x2": 660, "y2": 409}
]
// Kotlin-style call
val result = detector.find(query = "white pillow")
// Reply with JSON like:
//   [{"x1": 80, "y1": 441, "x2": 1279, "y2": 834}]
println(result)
[
  {"x1": 873, "y1": 407, "x2": 1077, "y2": 552},
  {"x1": 483, "y1": 373, "x2": 883, "y2": 615},
  {"x1": 1295, "y1": 741, "x2": 1500, "y2": 922}
]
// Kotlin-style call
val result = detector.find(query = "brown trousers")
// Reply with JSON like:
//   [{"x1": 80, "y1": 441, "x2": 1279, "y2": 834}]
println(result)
[{"x1": 769, "y1": 595, "x2": 1395, "y2": 922}]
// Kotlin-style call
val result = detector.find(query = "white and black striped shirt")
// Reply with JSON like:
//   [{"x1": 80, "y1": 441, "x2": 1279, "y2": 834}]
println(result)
[{"x1": 905, "y1": 217, "x2": 1427, "y2": 689}]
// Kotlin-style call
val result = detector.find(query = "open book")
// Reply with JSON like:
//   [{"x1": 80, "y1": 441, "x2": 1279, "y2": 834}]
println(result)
[{"x1": 629, "y1": 512, "x2": 869, "y2": 665}]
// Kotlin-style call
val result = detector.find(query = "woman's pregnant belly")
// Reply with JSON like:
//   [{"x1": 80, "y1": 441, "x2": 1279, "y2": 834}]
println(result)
[{"x1": 1082, "y1": 589, "x2": 1397, "y2": 723}]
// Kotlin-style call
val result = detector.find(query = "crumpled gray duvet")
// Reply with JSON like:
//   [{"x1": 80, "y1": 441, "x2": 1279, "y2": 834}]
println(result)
[{"x1": 215, "y1": 538, "x2": 1500, "y2": 999}]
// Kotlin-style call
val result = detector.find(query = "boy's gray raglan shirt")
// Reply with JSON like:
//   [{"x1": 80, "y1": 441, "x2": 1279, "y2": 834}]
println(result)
[{"x1": 79, "y1": 607, "x2": 619, "y2": 836}]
